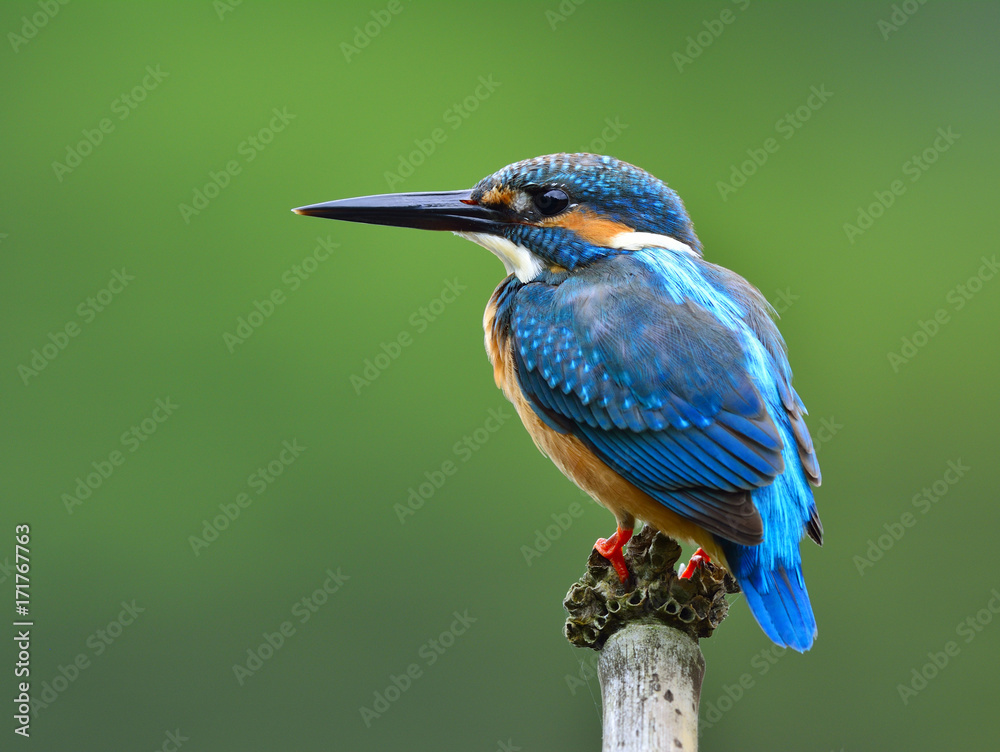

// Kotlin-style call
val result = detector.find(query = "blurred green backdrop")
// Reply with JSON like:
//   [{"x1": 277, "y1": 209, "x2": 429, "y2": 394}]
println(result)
[{"x1": 3, "y1": 2, "x2": 999, "y2": 750}]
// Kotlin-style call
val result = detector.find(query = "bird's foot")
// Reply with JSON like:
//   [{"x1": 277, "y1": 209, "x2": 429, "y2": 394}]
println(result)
[
  {"x1": 594, "y1": 526, "x2": 633, "y2": 584},
  {"x1": 680, "y1": 547, "x2": 711, "y2": 579}
]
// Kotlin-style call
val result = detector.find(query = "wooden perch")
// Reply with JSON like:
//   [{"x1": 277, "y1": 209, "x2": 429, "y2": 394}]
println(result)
[{"x1": 564, "y1": 526, "x2": 739, "y2": 751}]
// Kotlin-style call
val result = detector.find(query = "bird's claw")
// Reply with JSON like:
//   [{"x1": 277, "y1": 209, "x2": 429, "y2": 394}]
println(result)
[
  {"x1": 680, "y1": 547, "x2": 711, "y2": 579},
  {"x1": 594, "y1": 527, "x2": 633, "y2": 584}
]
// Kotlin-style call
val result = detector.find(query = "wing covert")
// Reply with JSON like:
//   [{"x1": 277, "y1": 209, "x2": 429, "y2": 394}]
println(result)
[{"x1": 510, "y1": 259, "x2": 787, "y2": 545}]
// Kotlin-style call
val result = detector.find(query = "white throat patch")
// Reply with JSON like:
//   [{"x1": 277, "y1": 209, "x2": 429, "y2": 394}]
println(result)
[
  {"x1": 455, "y1": 232, "x2": 543, "y2": 283},
  {"x1": 608, "y1": 231, "x2": 697, "y2": 256}
]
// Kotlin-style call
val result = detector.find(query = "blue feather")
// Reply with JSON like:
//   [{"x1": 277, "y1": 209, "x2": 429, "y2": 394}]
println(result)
[{"x1": 724, "y1": 541, "x2": 817, "y2": 652}]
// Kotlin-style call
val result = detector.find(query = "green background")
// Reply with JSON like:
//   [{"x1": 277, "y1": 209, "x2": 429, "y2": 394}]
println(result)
[{"x1": 3, "y1": 1, "x2": 999, "y2": 750}]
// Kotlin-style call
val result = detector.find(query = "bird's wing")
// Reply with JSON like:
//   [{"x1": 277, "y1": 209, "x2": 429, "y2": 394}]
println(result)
[
  {"x1": 728, "y1": 266, "x2": 823, "y2": 543},
  {"x1": 510, "y1": 265, "x2": 786, "y2": 545}
]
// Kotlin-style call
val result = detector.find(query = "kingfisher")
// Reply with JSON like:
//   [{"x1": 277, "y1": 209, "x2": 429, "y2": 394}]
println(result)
[{"x1": 293, "y1": 153, "x2": 823, "y2": 651}]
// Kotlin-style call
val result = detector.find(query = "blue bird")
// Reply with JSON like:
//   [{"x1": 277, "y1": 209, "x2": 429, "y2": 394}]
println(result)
[{"x1": 294, "y1": 153, "x2": 823, "y2": 651}]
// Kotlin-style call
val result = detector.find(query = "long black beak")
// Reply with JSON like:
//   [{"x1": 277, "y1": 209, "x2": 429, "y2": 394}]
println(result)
[{"x1": 292, "y1": 189, "x2": 503, "y2": 233}]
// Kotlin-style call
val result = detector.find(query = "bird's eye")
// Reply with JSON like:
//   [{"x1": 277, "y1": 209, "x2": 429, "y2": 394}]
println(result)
[{"x1": 533, "y1": 188, "x2": 570, "y2": 216}]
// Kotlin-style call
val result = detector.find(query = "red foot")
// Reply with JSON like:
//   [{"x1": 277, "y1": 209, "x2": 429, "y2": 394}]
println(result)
[
  {"x1": 680, "y1": 548, "x2": 711, "y2": 579},
  {"x1": 595, "y1": 526, "x2": 633, "y2": 584}
]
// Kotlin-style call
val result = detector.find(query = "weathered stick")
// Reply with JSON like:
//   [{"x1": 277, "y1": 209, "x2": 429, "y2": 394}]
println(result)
[
  {"x1": 564, "y1": 526, "x2": 738, "y2": 751},
  {"x1": 599, "y1": 623, "x2": 703, "y2": 751}
]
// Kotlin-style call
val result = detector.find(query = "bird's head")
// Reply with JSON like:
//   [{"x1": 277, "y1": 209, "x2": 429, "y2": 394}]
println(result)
[{"x1": 294, "y1": 153, "x2": 700, "y2": 283}]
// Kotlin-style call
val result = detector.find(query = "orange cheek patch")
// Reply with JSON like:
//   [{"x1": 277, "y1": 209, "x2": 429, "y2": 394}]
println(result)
[
  {"x1": 480, "y1": 185, "x2": 518, "y2": 208},
  {"x1": 542, "y1": 208, "x2": 634, "y2": 247}
]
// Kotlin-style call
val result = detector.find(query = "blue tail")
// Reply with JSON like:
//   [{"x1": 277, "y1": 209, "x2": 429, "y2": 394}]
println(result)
[{"x1": 723, "y1": 543, "x2": 817, "y2": 652}]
